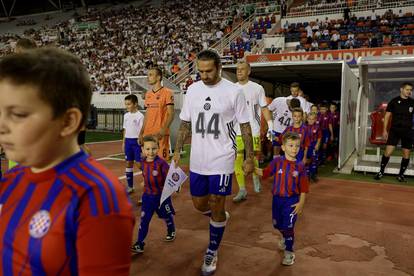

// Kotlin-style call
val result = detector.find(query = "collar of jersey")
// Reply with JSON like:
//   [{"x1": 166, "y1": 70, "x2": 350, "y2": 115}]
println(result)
[
  {"x1": 143, "y1": 155, "x2": 160, "y2": 163},
  {"x1": 152, "y1": 86, "x2": 164, "y2": 93},
  {"x1": 24, "y1": 150, "x2": 88, "y2": 181}
]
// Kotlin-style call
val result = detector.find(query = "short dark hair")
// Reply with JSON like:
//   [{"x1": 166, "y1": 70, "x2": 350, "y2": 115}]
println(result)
[
  {"x1": 290, "y1": 82, "x2": 300, "y2": 88},
  {"x1": 289, "y1": 98, "x2": 301, "y2": 109},
  {"x1": 16, "y1": 38, "x2": 37, "y2": 50},
  {"x1": 401, "y1": 82, "x2": 413, "y2": 89},
  {"x1": 197, "y1": 49, "x2": 221, "y2": 68},
  {"x1": 282, "y1": 131, "x2": 300, "y2": 145},
  {"x1": 143, "y1": 135, "x2": 158, "y2": 145},
  {"x1": 149, "y1": 66, "x2": 163, "y2": 78},
  {"x1": 125, "y1": 94, "x2": 138, "y2": 104},
  {"x1": 0, "y1": 47, "x2": 91, "y2": 128},
  {"x1": 320, "y1": 102, "x2": 329, "y2": 109}
]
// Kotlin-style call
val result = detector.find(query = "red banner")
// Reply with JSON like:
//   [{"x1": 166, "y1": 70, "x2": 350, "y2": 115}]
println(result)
[{"x1": 246, "y1": 46, "x2": 414, "y2": 65}]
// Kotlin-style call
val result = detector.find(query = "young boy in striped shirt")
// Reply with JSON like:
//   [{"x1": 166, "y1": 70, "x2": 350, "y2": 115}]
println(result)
[
  {"x1": 282, "y1": 108, "x2": 310, "y2": 164},
  {"x1": 306, "y1": 112, "x2": 322, "y2": 182},
  {"x1": 131, "y1": 135, "x2": 176, "y2": 254},
  {"x1": 256, "y1": 132, "x2": 309, "y2": 266},
  {"x1": 0, "y1": 48, "x2": 134, "y2": 275}
]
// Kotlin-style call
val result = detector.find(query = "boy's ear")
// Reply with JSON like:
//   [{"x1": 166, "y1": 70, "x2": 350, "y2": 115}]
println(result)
[{"x1": 60, "y1": 108, "x2": 83, "y2": 137}]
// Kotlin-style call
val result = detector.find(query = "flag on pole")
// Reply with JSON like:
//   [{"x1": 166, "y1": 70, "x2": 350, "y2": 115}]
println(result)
[{"x1": 160, "y1": 160, "x2": 188, "y2": 206}]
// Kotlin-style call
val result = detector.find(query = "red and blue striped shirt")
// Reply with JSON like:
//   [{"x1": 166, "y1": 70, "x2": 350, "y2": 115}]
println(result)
[
  {"x1": 262, "y1": 156, "x2": 309, "y2": 197},
  {"x1": 282, "y1": 124, "x2": 310, "y2": 149},
  {"x1": 318, "y1": 112, "x2": 333, "y2": 130},
  {"x1": 141, "y1": 156, "x2": 169, "y2": 195},
  {"x1": 307, "y1": 123, "x2": 322, "y2": 145},
  {"x1": 0, "y1": 151, "x2": 134, "y2": 275},
  {"x1": 329, "y1": 111, "x2": 340, "y2": 129}
]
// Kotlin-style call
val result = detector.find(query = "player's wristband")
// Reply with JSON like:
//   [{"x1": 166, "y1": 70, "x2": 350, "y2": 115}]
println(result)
[{"x1": 267, "y1": 120, "x2": 273, "y2": 132}]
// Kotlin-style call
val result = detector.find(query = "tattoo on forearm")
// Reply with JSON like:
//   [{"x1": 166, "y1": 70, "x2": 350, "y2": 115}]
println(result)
[
  {"x1": 240, "y1": 122, "x2": 254, "y2": 159},
  {"x1": 175, "y1": 120, "x2": 191, "y2": 151}
]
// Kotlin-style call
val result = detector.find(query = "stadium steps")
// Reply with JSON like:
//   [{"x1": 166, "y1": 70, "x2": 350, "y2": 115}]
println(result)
[{"x1": 167, "y1": 12, "x2": 257, "y2": 87}]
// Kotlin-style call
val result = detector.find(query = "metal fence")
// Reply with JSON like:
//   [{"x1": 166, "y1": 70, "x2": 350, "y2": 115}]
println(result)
[{"x1": 95, "y1": 108, "x2": 125, "y2": 132}]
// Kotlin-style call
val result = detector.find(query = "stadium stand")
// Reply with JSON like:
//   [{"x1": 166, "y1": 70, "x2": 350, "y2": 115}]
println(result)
[
  {"x1": 281, "y1": 6, "x2": 414, "y2": 51},
  {"x1": 0, "y1": 0, "x2": 244, "y2": 92}
]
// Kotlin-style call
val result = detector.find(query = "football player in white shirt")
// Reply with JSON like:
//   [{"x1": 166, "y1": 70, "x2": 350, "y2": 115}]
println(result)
[
  {"x1": 286, "y1": 82, "x2": 311, "y2": 116},
  {"x1": 233, "y1": 61, "x2": 273, "y2": 202},
  {"x1": 122, "y1": 94, "x2": 144, "y2": 197},
  {"x1": 173, "y1": 50, "x2": 254, "y2": 276},
  {"x1": 268, "y1": 97, "x2": 301, "y2": 157}
]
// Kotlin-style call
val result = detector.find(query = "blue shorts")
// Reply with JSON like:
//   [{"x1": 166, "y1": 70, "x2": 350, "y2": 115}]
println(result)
[
  {"x1": 124, "y1": 138, "x2": 141, "y2": 162},
  {"x1": 190, "y1": 172, "x2": 233, "y2": 197},
  {"x1": 272, "y1": 195, "x2": 299, "y2": 231},
  {"x1": 321, "y1": 129, "x2": 331, "y2": 145},
  {"x1": 141, "y1": 193, "x2": 175, "y2": 219},
  {"x1": 272, "y1": 131, "x2": 283, "y2": 147}
]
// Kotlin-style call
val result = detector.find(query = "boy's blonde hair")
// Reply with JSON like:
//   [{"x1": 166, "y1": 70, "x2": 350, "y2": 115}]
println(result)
[{"x1": 282, "y1": 132, "x2": 300, "y2": 145}]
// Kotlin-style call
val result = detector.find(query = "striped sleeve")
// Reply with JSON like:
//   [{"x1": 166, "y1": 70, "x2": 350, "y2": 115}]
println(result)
[
  {"x1": 298, "y1": 163, "x2": 309, "y2": 193},
  {"x1": 75, "y1": 160, "x2": 135, "y2": 275}
]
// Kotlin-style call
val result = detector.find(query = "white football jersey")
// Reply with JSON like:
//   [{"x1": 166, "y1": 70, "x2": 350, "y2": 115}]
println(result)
[
  {"x1": 180, "y1": 78, "x2": 249, "y2": 175},
  {"x1": 267, "y1": 97, "x2": 292, "y2": 133},
  {"x1": 123, "y1": 111, "x2": 144, "y2": 138},
  {"x1": 234, "y1": 81, "x2": 268, "y2": 136},
  {"x1": 286, "y1": 95, "x2": 310, "y2": 113}
]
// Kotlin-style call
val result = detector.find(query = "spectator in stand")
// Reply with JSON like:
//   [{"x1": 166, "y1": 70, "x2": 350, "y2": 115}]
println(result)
[
  {"x1": 330, "y1": 32, "x2": 339, "y2": 50},
  {"x1": 311, "y1": 40, "x2": 319, "y2": 51}
]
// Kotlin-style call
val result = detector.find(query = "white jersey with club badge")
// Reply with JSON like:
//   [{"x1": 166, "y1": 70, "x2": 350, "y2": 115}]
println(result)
[
  {"x1": 234, "y1": 81, "x2": 268, "y2": 136},
  {"x1": 180, "y1": 78, "x2": 249, "y2": 175},
  {"x1": 268, "y1": 97, "x2": 292, "y2": 133}
]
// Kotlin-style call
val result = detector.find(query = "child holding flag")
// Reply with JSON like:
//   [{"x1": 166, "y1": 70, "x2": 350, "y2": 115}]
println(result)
[{"x1": 131, "y1": 135, "x2": 176, "y2": 254}]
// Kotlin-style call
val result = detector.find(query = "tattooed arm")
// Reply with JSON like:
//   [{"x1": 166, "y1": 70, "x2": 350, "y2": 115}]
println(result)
[
  {"x1": 240, "y1": 122, "x2": 254, "y2": 175},
  {"x1": 173, "y1": 120, "x2": 191, "y2": 167}
]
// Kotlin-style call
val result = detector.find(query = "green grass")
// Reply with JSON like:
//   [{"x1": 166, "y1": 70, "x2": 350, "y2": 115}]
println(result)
[
  {"x1": 365, "y1": 148, "x2": 403, "y2": 156},
  {"x1": 317, "y1": 160, "x2": 414, "y2": 187},
  {"x1": 93, "y1": 138, "x2": 413, "y2": 187},
  {"x1": 85, "y1": 131, "x2": 122, "y2": 143}
]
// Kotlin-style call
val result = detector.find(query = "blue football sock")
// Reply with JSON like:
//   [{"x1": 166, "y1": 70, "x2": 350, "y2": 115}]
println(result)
[
  {"x1": 164, "y1": 214, "x2": 175, "y2": 233},
  {"x1": 281, "y1": 229, "x2": 295, "y2": 252},
  {"x1": 208, "y1": 216, "x2": 228, "y2": 252}
]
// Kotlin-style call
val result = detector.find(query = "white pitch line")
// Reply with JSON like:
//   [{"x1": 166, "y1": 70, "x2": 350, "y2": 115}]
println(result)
[
  {"x1": 118, "y1": 171, "x2": 142, "y2": 180},
  {"x1": 96, "y1": 157, "x2": 125, "y2": 161},
  {"x1": 86, "y1": 139, "x2": 122, "y2": 145}
]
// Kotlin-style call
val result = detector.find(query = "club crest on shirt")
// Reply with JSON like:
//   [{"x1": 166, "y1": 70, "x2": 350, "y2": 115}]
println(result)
[
  {"x1": 292, "y1": 171, "x2": 299, "y2": 178},
  {"x1": 29, "y1": 210, "x2": 51, "y2": 239},
  {"x1": 204, "y1": 103, "x2": 211, "y2": 111},
  {"x1": 172, "y1": 172, "x2": 180, "y2": 182},
  {"x1": 278, "y1": 169, "x2": 283, "y2": 174},
  {"x1": 152, "y1": 170, "x2": 159, "y2": 176},
  {"x1": 409, "y1": 107, "x2": 413, "y2": 113}
]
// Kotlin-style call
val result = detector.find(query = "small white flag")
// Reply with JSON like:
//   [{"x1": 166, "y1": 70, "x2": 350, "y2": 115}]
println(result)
[{"x1": 160, "y1": 160, "x2": 188, "y2": 207}]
